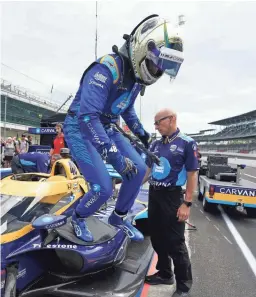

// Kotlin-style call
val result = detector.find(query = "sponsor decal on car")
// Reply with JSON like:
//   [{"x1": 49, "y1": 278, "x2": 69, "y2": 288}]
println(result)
[
  {"x1": 32, "y1": 243, "x2": 77, "y2": 249},
  {"x1": 219, "y1": 188, "x2": 256, "y2": 197}
]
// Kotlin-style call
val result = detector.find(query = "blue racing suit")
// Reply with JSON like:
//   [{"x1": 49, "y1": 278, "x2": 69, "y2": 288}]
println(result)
[
  {"x1": 12, "y1": 152, "x2": 50, "y2": 174},
  {"x1": 64, "y1": 54, "x2": 147, "y2": 220}
]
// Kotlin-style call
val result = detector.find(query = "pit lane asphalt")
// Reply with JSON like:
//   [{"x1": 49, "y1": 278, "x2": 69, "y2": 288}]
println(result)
[
  {"x1": 146, "y1": 205, "x2": 256, "y2": 297},
  {"x1": 241, "y1": 165, "x2": 256, "y2": 184},
  {"x1": 146, "y1": 176, "x2": 256, "y2": 297}
]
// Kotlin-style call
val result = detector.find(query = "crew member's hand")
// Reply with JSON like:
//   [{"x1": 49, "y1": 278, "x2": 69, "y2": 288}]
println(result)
[{"x1": 177, "y1": 203, "x2": 190, "y2": 222}]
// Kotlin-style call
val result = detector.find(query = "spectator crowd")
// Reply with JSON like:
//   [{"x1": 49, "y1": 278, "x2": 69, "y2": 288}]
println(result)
[{"x1": 1, "y1": 134, "x2": 33, "y2": 168}]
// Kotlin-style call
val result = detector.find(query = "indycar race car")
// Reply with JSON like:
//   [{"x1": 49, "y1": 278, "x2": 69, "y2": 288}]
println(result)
[{"x1": 1, "y1": 158, "x2": 152, "y2": 297}]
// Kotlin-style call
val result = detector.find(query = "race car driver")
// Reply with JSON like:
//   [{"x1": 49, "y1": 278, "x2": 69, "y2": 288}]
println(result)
[{"x1": 64, "y1": 14, "x2": 184, "y2": 242}]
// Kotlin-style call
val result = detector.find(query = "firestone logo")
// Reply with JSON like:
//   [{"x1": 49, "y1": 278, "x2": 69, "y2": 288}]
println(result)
[{"x1": 32, "y1": 244, "x2": 77, "y2": 249}]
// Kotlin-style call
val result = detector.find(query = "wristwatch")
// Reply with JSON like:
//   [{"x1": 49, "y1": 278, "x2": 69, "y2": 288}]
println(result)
[{"x1": 183, "y1": 201, "x2": 192, "y2": 207}]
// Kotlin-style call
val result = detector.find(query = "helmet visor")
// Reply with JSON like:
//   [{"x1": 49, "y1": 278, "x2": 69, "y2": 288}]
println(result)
[{"x1": 147, "y1": 43, "x2": 184, "y2": 78}]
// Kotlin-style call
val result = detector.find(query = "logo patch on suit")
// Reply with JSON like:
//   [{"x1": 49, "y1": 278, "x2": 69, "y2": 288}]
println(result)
[
  {"x1": 94, "y1": 72, "x2": 107, "y2": 83},
  {"x1": 170, "y1": 144, "x2": 177, "y2": 152},
  {"x1": 92, "y1": 184, "x2": 101, "y2": 192},
  {"x1": 83, "y1": 116, "x2": 90, "y2": 123},
  {"x1": 89, "y1": 79, "x2": 103, "y2": 88},
  {"x1": 100, "y1": 55, "x2": 119, "y2": 84},
  {"x1": 111, "y1": 92, "x2": 130, "y2": 115},
  {"x1": 152, "y1": 157, "x2": 171, "y2": 180}
]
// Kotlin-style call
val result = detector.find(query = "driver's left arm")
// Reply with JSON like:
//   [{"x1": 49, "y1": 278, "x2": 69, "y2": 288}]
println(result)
[{"x1": 121, "y1": 104, "x2": 145, "y2": 136}]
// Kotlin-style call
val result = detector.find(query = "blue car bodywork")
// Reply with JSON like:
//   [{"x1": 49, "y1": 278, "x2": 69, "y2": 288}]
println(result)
[{"x1": 1, "y1": 163, "x2": 152, "y2": 297}]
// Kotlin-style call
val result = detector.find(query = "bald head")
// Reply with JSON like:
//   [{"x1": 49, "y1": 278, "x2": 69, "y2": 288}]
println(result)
[
  {"x1": 155, "y1": 108, "x2": 177, "y2": 119},
  {"x1": 154, "y1": 108, "x2": 177, "y2": 136}
]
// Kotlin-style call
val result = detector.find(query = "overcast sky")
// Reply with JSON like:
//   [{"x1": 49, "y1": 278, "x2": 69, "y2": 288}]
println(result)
[{"x1": 1, "y1": 1, "x2": 256, "y2": 134}]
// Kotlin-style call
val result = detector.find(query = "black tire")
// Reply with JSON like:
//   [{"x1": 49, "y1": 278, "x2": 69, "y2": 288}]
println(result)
[
  {"x1": 4, "y1": 265, "x2": 18, "y2": 297},
  {"x1": 246, "y1": 207, "x2": 256, "y2": 218},
  {"x1": 202, "y1": 188, "x2": 217, "y2": 212},
  {"x1": 198, "y1": 191, "x2": 203, "y2": 201},
  {"x1": 197, "y1": 181, "x2": 203, "y2": 201}
]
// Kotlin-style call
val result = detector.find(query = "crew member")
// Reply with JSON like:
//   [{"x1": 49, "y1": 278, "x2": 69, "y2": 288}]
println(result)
[
  {"x1": 50, "y1": 123, "x2": 67, "y2": 155},
  {"x1": 144, "y1": 108, "x2": 199, "y2": 297},
  {"x1": 11, "y1": 152, "x2": 61, "y2": 174},
  {"x1": 63, "y1": 15, "x2": 184, "y2": 242}
]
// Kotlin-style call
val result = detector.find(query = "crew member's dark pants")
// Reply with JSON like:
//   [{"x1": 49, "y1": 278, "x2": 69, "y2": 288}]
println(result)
[
  {"x1": 148, "y1": 185, "x2": 192, "y2": 293},
  {"x1": 11, "y1": 155, "x2": 25, "y2": 174}
]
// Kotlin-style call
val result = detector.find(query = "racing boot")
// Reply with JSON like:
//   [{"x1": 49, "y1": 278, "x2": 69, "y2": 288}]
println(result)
[
  {"x1": 71, "y1": 211, "x2": 94, "y2": 242},
  {"x1": 108, "y1": 210, "x2": 144, "y2": 241}
]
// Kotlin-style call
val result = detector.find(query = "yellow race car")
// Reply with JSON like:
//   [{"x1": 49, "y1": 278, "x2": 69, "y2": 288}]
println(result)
[{"x1": 1, "y1": 159, "x2": 89, "y2": 243}]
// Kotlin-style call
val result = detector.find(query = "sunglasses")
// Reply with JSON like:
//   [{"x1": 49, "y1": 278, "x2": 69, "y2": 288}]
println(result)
[{"x1": 154, "y1": 115, "x2": 173, "y2": 126}]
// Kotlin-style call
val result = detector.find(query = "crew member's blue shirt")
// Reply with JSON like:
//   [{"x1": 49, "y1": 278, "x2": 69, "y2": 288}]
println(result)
[
  {"x1": 147, "y1": 129, "x2": 199, "y2": 187},
  {"x1": 19, "y1": 152, "x2": 50, "y2": 173}
]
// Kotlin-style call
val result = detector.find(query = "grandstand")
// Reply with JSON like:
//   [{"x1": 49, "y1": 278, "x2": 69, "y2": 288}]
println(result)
[
  {"x1": 192, "y1": 110, "x2": 256, "y2": 154},
  {"x1": 1, "y1": 79, "x2": 68, "y2": 143}
]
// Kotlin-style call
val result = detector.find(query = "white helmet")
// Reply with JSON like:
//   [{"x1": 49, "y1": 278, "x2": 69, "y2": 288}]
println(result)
[{"x1": 121, "y1": 15, "x2": 184, "y2": 85}]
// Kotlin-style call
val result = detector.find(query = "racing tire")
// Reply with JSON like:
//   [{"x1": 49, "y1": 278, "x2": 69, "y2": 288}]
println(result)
[
  {"x1": 198, "y1": 191, "x2": 203, "y2": 201},
  {"x1": 202, "y1": 190, "x2": 217, "y2": 213},
  {"x1": 4, "y1": 265, "x2": 18, "y2": 297},
  {"x1": 246, "y1": 207, "x2": 256, "y2": 218},
  {"x1": 197, "y1": 181, "x2": 203, "y2": 201}
]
